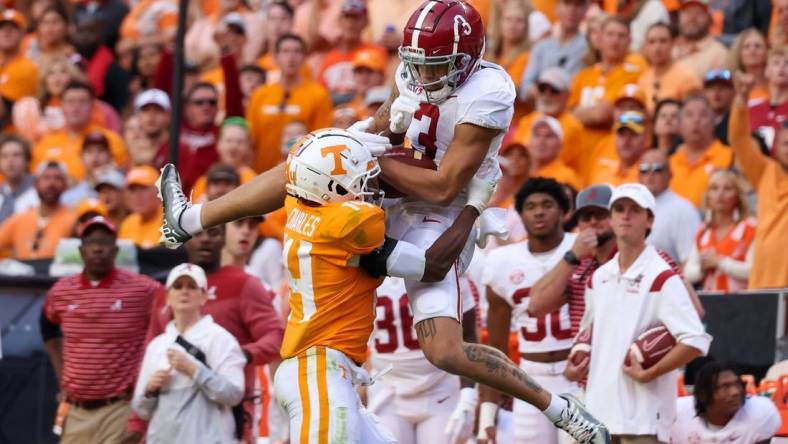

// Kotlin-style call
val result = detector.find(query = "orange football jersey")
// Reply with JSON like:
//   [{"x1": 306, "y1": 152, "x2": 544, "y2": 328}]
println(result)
[{"x1": 280, "y1": 196, "x2": 385, "y2": 364}]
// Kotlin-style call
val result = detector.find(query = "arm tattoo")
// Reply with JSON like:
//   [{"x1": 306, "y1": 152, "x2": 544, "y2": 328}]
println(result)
[
  {"x1": 463, "y1": 344, "x2": 546, "y2": 394},
  {"x1": 415, "y1": 318, "x2": 438, "y2": 342}
]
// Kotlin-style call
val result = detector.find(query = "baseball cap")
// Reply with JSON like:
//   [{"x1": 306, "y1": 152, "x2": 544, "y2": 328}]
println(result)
[
  {"x1": 95, "y1": 168, "x2": 126, "y2": 190},
  {"x1": 576, "y1": 184, "x2": 614, "y2": 212},
  {"x1": 365, "y1": 86, "x2": 391, "y2": 106},
  {"x1": 35, "y1": 160, "x2": 68, "y2": 177},
  {"x1": 341, "y1": 0, "x2": 367, "y2": 16},
  {"x1": 0, "y1": 9, "x2": 26, "y2": 29},
  {"x1": 609, "y1": 183, "x2": 656, "y2": 213},
  {"x1": 537, "y1": 67, "x2": 571, "y2": 91},
  {"x1": 532, "y1": 115, "x2": 564, "y2": 141},
  {"x1": 76, "y1": 198, "x2": 108, "y2": 218},
  {"x1": 126, "y1": 165, "x2": 159, "y2": 187},
  {"x1": 134, "y1": 89, "x2": 171, "y2": 112},
  {"x1": 77, "y1": 215, "x2": 117, "y2": 237},
  {"x1": 614, "y1": 84, "x2": 647, "y2": 108},
  {"x1": 82, "y1": 131, "x2": 109, "y2": 150},
  {"x1": 679, "y1": 0, "x2": 710, "y2": 13},
  {"x1": 703, "y1": 69, "x2": 732, "y2": 86},
  {"x1": 166, "y1": 263, "x2": 208, "y2": 290},
  {"x1": 222, "y1": 12, "x2": 246, "y2": 35},
  {"x1": 206, "y1": 163, "x2": 241, "y2": 185},
  {"x1": 352, "y1": 49, "x2": 386, "y2": 73},
  {"x1": 615, "y1": 111, "x2": 646, "y2": 135}
]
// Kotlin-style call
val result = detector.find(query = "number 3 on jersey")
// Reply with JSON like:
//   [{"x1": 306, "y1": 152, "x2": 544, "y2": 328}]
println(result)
[
  {"x1": 413, "y1": 103, "x2": 440, "y2": 160},
  {"x1": 512, "y1": 288, "x2": 573, "y2": 342},
  {"x1": 374, "y1": 293, "x2": 420, "y2": 353}
]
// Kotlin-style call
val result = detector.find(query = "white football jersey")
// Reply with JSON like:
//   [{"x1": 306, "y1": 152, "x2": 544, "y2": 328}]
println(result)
[
  {"x1": 670, "y1": 396, "x2": 781, "y2": 443},
  {"x1": 394, "y1": 60, "x2": 516, "y2": 207},
  {"x1": 482, "y1": 234, "x2": 576, "y2": 354},
  {"x1": 370, "y1": 276, "x2": 476, "y2": 396}
]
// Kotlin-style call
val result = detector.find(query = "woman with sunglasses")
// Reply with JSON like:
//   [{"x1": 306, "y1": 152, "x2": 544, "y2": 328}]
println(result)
[{"x1": 684, "y1": 170, "x2": 756, "y2": 292}]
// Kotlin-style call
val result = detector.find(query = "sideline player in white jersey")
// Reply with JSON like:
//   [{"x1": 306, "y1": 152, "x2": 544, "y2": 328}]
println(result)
[
  {"x1": 478, "y1": 178, "x2": 579, "y2": 444},
  {"x1": 367, "y1": 276, "x2": 478, "y2": 444},
  {"x1": 155, "y1": 1, "x2": 609, "y2": 442}
]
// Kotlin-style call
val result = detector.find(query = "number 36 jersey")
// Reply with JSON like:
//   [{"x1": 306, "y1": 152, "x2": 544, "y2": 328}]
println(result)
[
  {"x1": 369, "y1": 276, "x2": 476, "y2": 396},
  {"x1": 395, "y1": 60, "x2": 516, "y2": 205},
  {"x1": 482, "y1": 234, "x2": 577, "y2": 354}
]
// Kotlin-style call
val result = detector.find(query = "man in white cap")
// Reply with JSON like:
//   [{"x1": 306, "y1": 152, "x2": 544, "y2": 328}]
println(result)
[
  {"x1": 135, "y1": 89, "x2": 171, "y2": 155},
  {"x1": 515, "y1": 67, "x2": 587, "y2": 176},
  {"x1": 528, "y1": 115, "x2": 583, "y2": 190},
  {"x1": 565, "y1": 183, "x2": 711, "y2": 444}
]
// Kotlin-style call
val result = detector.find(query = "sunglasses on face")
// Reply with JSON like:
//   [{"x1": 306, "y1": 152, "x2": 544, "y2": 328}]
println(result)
[
  {"x1": 639, "y1": 162, "x2": 668, "y2": 174},
  {"x1": 537, "y1": 83, "x2": 561, "y2": 95},
  {"x1": 618, "y1": 113, "x2": 645, "y2": 125},
  {"x1": 191, "y1": 98, "x2": 218, "y2": 107},
  {"x1": 577, "y1": 210, "x2": 608, "y2": 222},
  {"x1": 703, "y1": 69, "x2": 732, "y2": 83}
]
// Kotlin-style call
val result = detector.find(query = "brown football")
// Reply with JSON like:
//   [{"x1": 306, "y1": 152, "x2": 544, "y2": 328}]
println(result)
[
  {"x1": 624, "y1": 325, "x2": 676, "y2": 370},
  {"x1": 379, "y1": 147, "x2": 437, "y2": 198},
  {"x1": 569, "y1": 326, "x2": 592, "y2": 367}
]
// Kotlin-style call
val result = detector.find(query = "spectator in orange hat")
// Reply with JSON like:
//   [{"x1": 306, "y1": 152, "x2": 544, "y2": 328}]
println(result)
[
  {"x1": 638, "y1": 22, "x2": 703, "y2": 114},
  {"x1": 0, "y1": 134, "x2": 38, "y2": 224},
  {"x1": 315, "y1": 0, "x2": 388, "y2": 102},
  {"x1": 32, "y1": 80, "x2": 128, "y2": 182},
  {"x1": 347, "y1": 48, "x2": 385, "y2": 118},
  {"x1": 588, "y1": 111, "x2": 650, "y2": 186},
  {"x1": 22, "y1": 3, "x2": 75, "y2": 65},
  {"x1": 669, "y1": 94, "x2": 733, "y2": 207},
  {"x1": 94, "y1": 168, "x2": 128, "y2": 228},
  {"x1": 569, "y1": 16, "x2": 642, "y2": 148},
  {"x1": 673, "y1": 0, "x2": 728, "y2": 80},
  {"x1": 118, "y1": 166, "x2": 163, "y2": 249},
  {"x1": 727, "y1": 29, "x2": 769, "y2": 103},
  {"x1": 0, "y1": 9, "x2": 39, "y2": 102},
  {"x1": 12, "y1": 57, "x2": 121, "y2": 144},
  {"x1": 514, "y1": 67, "x2": 588, "y2": 178},
  {"x1": 528, "y1": 116, "x2": 584, "y2": 190},
  {"x1": 70, "y1": 16, "x2": 130, "y2": 112},
  {"x1": 0, "y1": 161, "x2": 77, "y2": 259},
  {"x1": 247, "y1": 34, "x2": 333, "y2": 173},
  {"x1": 61, "y1": 131, "x2": 115, "y2": 207}
]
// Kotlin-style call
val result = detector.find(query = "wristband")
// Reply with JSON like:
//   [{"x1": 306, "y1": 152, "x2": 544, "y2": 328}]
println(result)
[
  {"x1": 563, "y1": 250, "x2": 581, "y2": 266},
  {"x1": 477, "y1": 401, "x2": 498, "y2": 440}
]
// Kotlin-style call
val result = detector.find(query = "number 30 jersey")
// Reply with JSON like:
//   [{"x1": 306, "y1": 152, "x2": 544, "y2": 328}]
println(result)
[
  {"x1": 369, "y1": 276, "x2": 476, "y2": 396},
  {"x1": 482, "y1": 234, "x2": 577, "y2": 354},
  {"x1": 395, "y1": 60, "x2": 516, "y2": 206}
]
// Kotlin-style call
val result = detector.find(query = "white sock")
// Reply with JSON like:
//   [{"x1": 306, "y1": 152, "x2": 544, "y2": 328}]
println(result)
[
  {"x1": 542, "y1": 393, "x2": 568, "y2": 422},
  {"x1": 180, "y1": 203, "x2": 204, "y2": 235}
]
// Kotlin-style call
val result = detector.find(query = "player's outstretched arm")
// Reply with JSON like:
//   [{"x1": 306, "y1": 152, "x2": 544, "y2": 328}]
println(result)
[
  {"x1": 379, "y1": 123, "x2": 499, "y2": 206},
  {"x1": 200, "y1": 163, "x2": 288, "y2": 228}
]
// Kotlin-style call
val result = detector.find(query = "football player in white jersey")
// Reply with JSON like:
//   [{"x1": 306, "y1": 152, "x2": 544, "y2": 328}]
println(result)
[
  {"x1": 478, "y1": 178, "x2": 579, "y2": 444},
  {"x1": 156, "y1": 1, "x2": 609, "y2": 442},
  {"x1": 367, "y1": 276, "x2": 478, "y2": 444}
]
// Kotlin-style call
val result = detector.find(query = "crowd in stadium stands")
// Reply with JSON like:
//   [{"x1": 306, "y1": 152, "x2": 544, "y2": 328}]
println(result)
[{"x1": 0, "y1": 0, "x2": 783, "y2": 442}]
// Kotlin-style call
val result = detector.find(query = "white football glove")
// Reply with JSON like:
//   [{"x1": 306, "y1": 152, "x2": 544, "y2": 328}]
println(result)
[
  {"x1": 444, "y1": 387, "x2": 478, "y2": 444},
  {"x1": 466, "y1": 175, "x2": 498, "y2": 214},
  {"x1": 389, "y1": 94, "x2": 420, "y2": 134},
  {"x1": 346, "y1": 117, "x2": 392, "y2": 157}
]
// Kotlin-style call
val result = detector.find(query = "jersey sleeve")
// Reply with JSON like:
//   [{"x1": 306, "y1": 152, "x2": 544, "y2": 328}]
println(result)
[
  {"x1": 656, "y1": 274, "x2": 711, "y2": 355},
  {"x1": 456, "y1": 65, "x2": 516, "y2": 130},
  {"x1": 751, "y1": 397, "x2": 782, "y2": 440},
  {"x1": 335, "y1": 203, "x2": 385, "y2": 254}
]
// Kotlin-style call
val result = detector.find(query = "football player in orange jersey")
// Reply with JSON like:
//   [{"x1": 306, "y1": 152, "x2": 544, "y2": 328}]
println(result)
[{"x1": 159, "y1": 127, "x2": 490, "y2": 443}]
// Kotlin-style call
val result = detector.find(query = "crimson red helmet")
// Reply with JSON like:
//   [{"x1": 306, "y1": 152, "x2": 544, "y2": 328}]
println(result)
[{"x1": 399, "y1": 0, "x2": 485, "y2": 102}]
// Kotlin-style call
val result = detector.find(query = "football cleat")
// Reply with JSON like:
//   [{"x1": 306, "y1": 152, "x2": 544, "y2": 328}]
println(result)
[
  {"x1": 156, "y1": 163, "x2": 192, "y2": 249},
  {"x1": 553, "y1": 394, "x2": 611, "y2": 444}
]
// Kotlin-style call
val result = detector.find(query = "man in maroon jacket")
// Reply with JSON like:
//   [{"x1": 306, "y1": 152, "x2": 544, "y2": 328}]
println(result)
[{"x1": 127, "y1": 225, "x2": 283, "y2": 442}]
